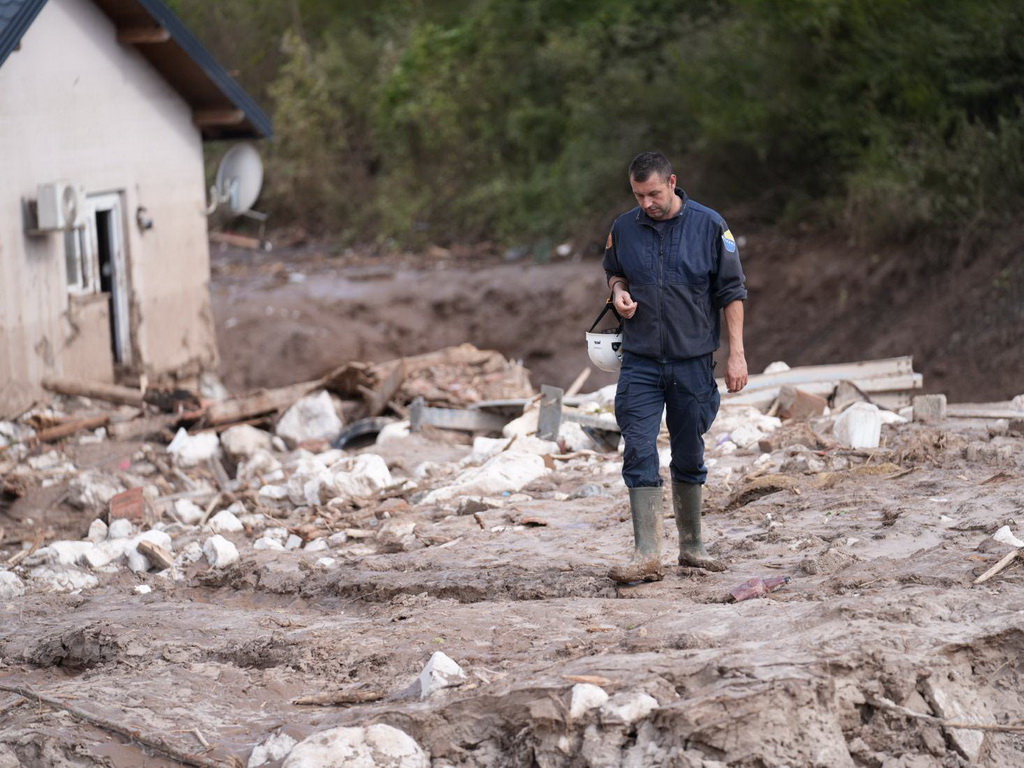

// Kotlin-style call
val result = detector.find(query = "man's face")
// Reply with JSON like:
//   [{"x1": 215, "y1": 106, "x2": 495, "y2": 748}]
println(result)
[{"x1": 630, "y1": 172, "x2": 678, "y2": 220}]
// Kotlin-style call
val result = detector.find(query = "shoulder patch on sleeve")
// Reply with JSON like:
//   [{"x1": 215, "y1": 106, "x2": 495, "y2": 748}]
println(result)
[
  {"x1": 606, "y1": 231, "x2": 613, "y2": 250},
  {"x1": 722, "y1": 229, "x2": 737, "y2": 253}
]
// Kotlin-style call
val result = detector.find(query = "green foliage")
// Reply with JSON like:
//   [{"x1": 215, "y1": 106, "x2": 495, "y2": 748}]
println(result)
[{"x1": 169, "y1": 0, "x2": 1024, "y2": 248}]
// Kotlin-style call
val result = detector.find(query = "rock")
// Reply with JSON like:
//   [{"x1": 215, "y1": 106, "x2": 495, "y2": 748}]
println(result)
[
  {"x1": 258, "y1": 484, "x2": 290, "y2": 507},
  {"x1": 376, "y1": 420, "x2": 411, "y2": 445},
  {"x1": 43, "y1": 541, "x2": 95, "y2": 567},
  {"x1": 221, "y1": 425, "x2": 273, "y2": 464},
  {"x1": 237, "y1": 450, "x2": 285, "y2": 484},
  {"x1": 418, "y1": 651, "x2": 467, "y2": 699},
  {"x1": 569, "y1": 483, "x2": 606, "y2": 499},
  {"x1": 570, "y1": 683, "x2": 609, "y2": 719},
  {"x1": 254, "y1": 537, "x2": 285, "y2": 551},
  {"x1": 204, "y1": 535, "x2": 240, "y2": 568},
  {"x1": 83, "y1": 539, "x2": 131, "y2": 569},
  {"x1": 87, "y1": 519, "x2": 108, "y2": 543},
  {"x1": 912, "y1": 394, "x2": 947, "y2": 423},
  {"x1": 283, "y1": 724, "x2": 429, "y2": 768},
  {"x1": 285, "y1": 534, "x2": 303, "y2": 551},
  {"x1": 600, "y1": 692, "x2": 659, "y2": 725},
  {"x1": 0, "y1": 570, "x2": 26, "y2": 599},
  {"x1": 176, "y1": 541, "x2": 204, "y2": 566},
  {"x1": 275, "y1": 391, "x2": 343, "y2": 449},
  {"x1": 167, "y1": 427, "x2": 222, "y2": 467},
  {"x1": 422, "y1": 452, "x2": 549, "y2": 505},
  {"x1": 174, "y1": 499, "x2": 205, "y2": 526},
  {"x1": 209, "y1": 510, "x2": 244, "y2": 533},
  {"x1": 107, "y1": 518, "x2": 134, "y2": 540},
  {"x1": 134, "y1": 584, "x2": 152, "y2": 595},
  {"x1": 326, "y1": 453, "x2": 393, "y2": 500},
  {"x1": 833, "y1": 402, "x2": 881, "y2": 448},
  {"x1": 28, "y1": 566, "x2": 99, "y2": 593},
  {"x1": 67, "y1": 471, "x2": 125, "y2": 512},
  {"x1": 304, "y1": 538, "x2": 329, "y2": 552},
  {"x1": 248, "y1": 732, "x2": 298, "y2": 768}
]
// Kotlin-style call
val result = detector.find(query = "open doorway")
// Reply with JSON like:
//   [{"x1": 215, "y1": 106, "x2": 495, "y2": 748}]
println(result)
[{"x1": 85, "y1": 193, "x2": 131, "y2": 365}]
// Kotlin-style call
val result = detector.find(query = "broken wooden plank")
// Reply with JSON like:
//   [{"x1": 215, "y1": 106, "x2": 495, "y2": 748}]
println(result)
[
  {"x1": 205, "y1": 380, "x2": 321, "y2": 425},
  {"x1": 408, "y1": 397, "x2": 507, "y2": 433},
  {"x1": 41, "y1": 377, "x2": 144, "y2": 407},
  {"x1": 34, "y1": 415, "x2": 109, "y2": 442},
  {"x1": 973, "y1": 549, "x2": 1019, "y2": 585}
]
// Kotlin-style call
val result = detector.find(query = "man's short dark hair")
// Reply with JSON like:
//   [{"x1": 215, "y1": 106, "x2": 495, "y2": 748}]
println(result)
[{"x1": 629, "y1": 152, "x2": 673, "y2": 183}]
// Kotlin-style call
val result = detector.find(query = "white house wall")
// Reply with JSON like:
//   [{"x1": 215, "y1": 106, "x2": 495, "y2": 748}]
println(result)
[{"x1": 0, "y1": 0, "x2": 219, "y2": 413}]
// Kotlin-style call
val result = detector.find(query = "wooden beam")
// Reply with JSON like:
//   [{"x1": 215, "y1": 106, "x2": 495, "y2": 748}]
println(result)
[
  {"x1": 42, "y1": 377, "x2": 144, "y2": 408},
  {"x1": 193, "y1": 109, "x2": 246, "y2": 128},
  {"x1": 204, "y1": 380, "x2": 322, "y2": 426},
  {"x1": 117, "y1": 27, "x2": 171, "y2": 44}
]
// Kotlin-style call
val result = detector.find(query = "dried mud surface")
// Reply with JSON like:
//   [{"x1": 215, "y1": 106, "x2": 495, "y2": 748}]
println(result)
[{"x1": 3, "y1": 410, "x2": 1024, "y2": 767}]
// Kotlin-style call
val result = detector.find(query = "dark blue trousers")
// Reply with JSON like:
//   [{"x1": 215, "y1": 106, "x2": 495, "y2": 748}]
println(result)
[{"x1": 614, "y1": 352, "x2": 721, "y2": 488}]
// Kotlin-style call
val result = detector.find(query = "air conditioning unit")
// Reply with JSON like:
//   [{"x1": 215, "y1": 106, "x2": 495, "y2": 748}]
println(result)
[{"x1": 37, "y1": 182, "x2": 85, "y2": 230}]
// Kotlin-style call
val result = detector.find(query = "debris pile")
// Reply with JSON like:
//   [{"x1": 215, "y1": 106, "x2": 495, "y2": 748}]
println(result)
[{"x1": 2, "y1": 350, "x2": 1024, "y2": 766}]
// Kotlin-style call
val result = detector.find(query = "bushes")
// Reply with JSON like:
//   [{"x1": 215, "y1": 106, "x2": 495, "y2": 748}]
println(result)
[{"x1": 172, "y1": 0, "x2": 1024, "y2": 248}]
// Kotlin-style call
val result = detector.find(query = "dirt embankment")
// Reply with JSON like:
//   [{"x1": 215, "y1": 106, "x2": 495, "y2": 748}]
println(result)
[{"x1": 209, "y1": 223, "x2": 1024, "y2": 404}]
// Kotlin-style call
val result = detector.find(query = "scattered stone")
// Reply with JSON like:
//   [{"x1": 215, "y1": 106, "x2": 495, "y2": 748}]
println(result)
[
  {"x1": 326, "y1": 453, "x2": 393, "y2": 500},
  {"x1": 422, "y1": 452, "x2": 550, "y2": 505},
  {"x1": 43, "y1": 541, "x2": 95, "y2": 567},
  {"x1": 418, "y1": 651, "x2": 467, "y2": 699},
  {"x1": 304, "y1": 538, "x2": 329, "y2": 552},
  {"x1": 167, "y1": 427, "x2": 222, "y2": 467},
  {"x1": 283, "y1": 724, "x2": 429, "y2": 768},
  {"x1": 204, "y1": 535, "x2": 240, "y2": 568},
  {"x1": 248, "y1": 732, "x2": 298, "y2": 768},
  {"x1": 209, "y1": 510, "x2": 244, "y2": 533},
  {"x1": 29, "y1": 566, "x2": 99, "y2": 593},
  {"x1": 221, "y1": 424, "x2": 274, "y2": 464},
  {"x1": 173, "y1": 499, "x2": 205, "y2": 526},
  {"x1": 600, "y1": 692, "x2": 659, "y2": 725},
  {"x1": 87, "y1": 519, "x2": 108, "y2": 543},
  {"x1": 833, "y1": 402, "x2": 881, "y2": 448},
  {"x1": 276, "y1": 391, "x2": 343, "y2": 449},
  {"x1": 135, "y1": 584, "x2": 152, "y2": 595},
  {"x1": 0, "y1": 570, "x2": 26, "y2": 599},
  {"x1": 254, "y1": 537, "x2": 285, "y2": 551},
  {"x1": 176, "y1": 541, "x2": 204, "y2": 566},
  {"x1": 569, "y1": 483, "x2": 605, "y2": 499},
  {"x1": 67, "y1": 471, "x2": 125, "y2": 512},
  {"x1": 107, "y1": 518, "x2": 134, "y2": 540},
  {"x1": 570, "y1": 683, "x2": 609, "y2": 719},
  {"x1": 912, "y1": 394, "x2": 947, "y2": 423}
]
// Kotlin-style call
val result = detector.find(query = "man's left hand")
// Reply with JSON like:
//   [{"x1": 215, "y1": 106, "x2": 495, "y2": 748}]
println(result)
[{"x1": 725, "y1": 353, "x2": 748, "y2": 393}]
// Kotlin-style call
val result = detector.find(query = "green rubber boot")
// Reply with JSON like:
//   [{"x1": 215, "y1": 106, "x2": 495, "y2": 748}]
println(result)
[
  {"x1": 608, "y1": 486, "x2": 665, "y2": 584},
  {"x1": 673, "y1": 482, "x2": 726, "y2": 572}
]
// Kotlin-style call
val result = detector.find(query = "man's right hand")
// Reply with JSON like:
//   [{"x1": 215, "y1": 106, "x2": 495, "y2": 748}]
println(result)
[{"x1": 613, "y1": 289, "x2": 637, "y2": 319}]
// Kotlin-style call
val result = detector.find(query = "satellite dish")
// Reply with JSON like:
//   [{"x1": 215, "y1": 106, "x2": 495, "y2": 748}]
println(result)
[{"x1": 210, "y1": 143, "x2": 264, "y2": 215}]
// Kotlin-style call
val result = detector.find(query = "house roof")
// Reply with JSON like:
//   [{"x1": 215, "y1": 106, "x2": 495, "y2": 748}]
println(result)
[{"x1": 0, "y1": 0, "x2": 271, "y2": 140}]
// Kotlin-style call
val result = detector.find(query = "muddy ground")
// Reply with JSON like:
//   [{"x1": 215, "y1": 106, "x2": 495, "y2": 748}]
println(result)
[{"x1": 2, "y1": 237, "x2": 1024, "y2": 767}]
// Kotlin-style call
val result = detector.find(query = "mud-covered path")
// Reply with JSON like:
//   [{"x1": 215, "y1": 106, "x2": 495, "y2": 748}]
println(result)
[{"x1": 3, "y1": 412, "x2": 1024, "y2": 767}]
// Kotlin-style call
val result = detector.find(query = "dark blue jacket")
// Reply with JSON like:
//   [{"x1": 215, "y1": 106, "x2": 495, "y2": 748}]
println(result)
[{"x1": 603, "y1": 189, "x2": 747, "y2": 362}]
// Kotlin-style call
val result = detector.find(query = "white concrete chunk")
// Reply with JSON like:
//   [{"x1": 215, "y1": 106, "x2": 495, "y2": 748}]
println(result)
[
  {"x1": 600, "y1": 692, "x2": 659, "y2": 725},
  {"x1": 67, "y1": 471, "x2": 125, "y2": 511},
  {"x1": 107, "y1": 518, "x2": 134, "y2": 539},
  {"x1": 326, "y1": 453, "x2": 393, "y2": 499},
  {"x1": 167, "y1": 427, "x2": 222, "y2": 467},
  {"x1": 176, "y1": 541, "x2": 205, "y2": 566},
  {"x1": 29, "y1": 566, "x2": 99, "y2": 593},
  {"x1": 275, "y1": 391, "x2": 343, "y2": 448},
  {"x1": 283, "y1": 723, "x2": 429, "y2": 768},
  {"x1": 248, "y1": 732, "x2": 298, "y2": 768},
  {"x1": 0, "y1": 570, "x2": 26, "y2": 599},
  {"x1": 87, "y1": 519, "x2": 108, "y2": 543},
  {"x1": 173, "y1": 499, "x2": 205, "y2": 526},
  {"x1": 834, "y1": 402, "x2": 881, "y2": 449},
  {"x1": 993, "y1": 525, "x2": 1024, "y2": 549},
  {"x1": 376, "y1": 420, "x2": 411, "y2": 445},
  {"x1": 254, "y1": 537, "x2": 285, "y2": 551},
  {"x1": 43, "y1": 540, "x2": 96, "y2": 567},
  {"x1": 570, "y1": 683, "x2": 609, "y2": 719},
  {"x1": 285, "y1": 534, "x2": 303, "y2": 551},
  {"x1": 209, "y1": 510, "x2": 244, "y2": 533},
  {"x1": 221, "y1": 424, "x2": 274, "y2": 463},
  {"x1": 84, "y1": 539, "x2": 131, "y2": 569},
  {"x1": 204, "y1": 535, "x2": 240, "y2": 568},
  {"x1": 418, "y1": 651, "x2": 467, "y2": 699},
  {"x1": 423, "y1": 452, "x2": 549, "y2": 505}
]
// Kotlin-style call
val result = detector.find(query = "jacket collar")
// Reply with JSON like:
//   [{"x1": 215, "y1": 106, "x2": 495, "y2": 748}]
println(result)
[{"x1": 635, "y1": 188, "x2": 689, "y2": 225}]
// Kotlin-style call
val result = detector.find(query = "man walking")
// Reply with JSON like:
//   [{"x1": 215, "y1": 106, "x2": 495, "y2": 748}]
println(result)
[{"x1": 603, "y1": 151, "x2": 748, "y2": 583}]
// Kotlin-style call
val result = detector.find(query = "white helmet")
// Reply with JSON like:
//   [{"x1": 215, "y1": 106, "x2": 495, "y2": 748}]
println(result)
[{"x1": 586, "y1": 300, "x2": 624, "y2": 372}]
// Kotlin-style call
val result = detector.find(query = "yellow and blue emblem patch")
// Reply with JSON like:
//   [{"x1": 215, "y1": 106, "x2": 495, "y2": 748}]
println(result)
[{"x1": 722, "y1": 229, "x2": 737, "y2": 253}]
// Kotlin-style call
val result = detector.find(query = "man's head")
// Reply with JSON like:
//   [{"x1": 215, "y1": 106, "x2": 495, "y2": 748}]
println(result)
[{"x1": 628, "y1": 151, "x2": 680, "y2": 221}]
